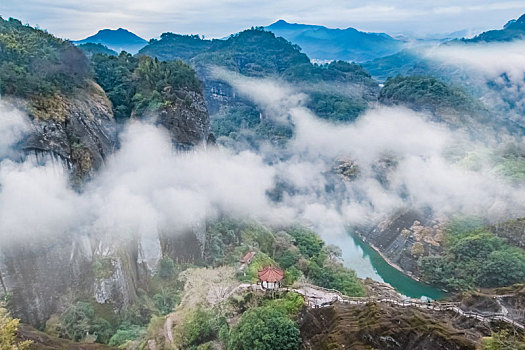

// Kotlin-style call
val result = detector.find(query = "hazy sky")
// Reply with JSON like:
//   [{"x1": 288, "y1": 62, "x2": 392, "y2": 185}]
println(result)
[{"x1": 1, "y1": 0, "x2": 524, "y2": 40}]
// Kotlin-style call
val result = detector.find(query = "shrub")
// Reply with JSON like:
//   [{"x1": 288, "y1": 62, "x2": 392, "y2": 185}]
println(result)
[
  {"x1": 229, "y1": 307, "x2": 301, "y2": 350},
  {"x1": 176, "y1": 308, "x2": 227, "y2": 348},
  {"x1": 108, "y1": 322, "x2": 146, "y2": 347},
  {"x1": 287, "y1": 226, "x2": 324, "y2": 258},
  {"x1": 158, "y1": 257, "x2": 175, "y2": 279},
  {"x1": 0, "y1": 306, "x2": 32, "y2": 350},
  {"x1": 57, "y1": 301, "x2": 114, "y2": 343}
]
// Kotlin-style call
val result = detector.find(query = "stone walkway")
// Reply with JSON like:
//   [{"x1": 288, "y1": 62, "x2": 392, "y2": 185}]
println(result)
[{"x1": 162, "y1": 282, "x2": 524, "y2": 348}]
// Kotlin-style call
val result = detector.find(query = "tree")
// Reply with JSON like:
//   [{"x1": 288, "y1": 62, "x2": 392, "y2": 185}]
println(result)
[
  {"x1": 229, "y1": 307, "x2": 301, "y2": 350},
  {"x1": 322, "y1": 244, "x2": 343, "y2": 263},
  {"x1": 287, "y1": 226, "x2": 324, "y2": 258},
  {"x1": 158, "y1": 257, "x2": 175, "y2": 278},
  {"x1": 0, "y1": 307, "x2": 32, "y2": 350},
  {"x1": 57, "y1": 301, "x2": 113, "y2": 343},
  {"x1": 479, "y1": 250, "x2": 525, "y2": 287},
  {"x1": 272, "y1": 231, "x2": 294, "y2": 258}
]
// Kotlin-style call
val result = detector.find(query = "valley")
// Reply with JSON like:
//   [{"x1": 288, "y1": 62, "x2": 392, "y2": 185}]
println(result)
[{"x1": 1, "y1": 9, "x2": 525, "y2": 350}]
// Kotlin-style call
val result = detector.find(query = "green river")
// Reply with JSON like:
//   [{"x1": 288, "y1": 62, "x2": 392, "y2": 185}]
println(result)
[{"x1": 324, "y1": 233, "x2": 447, "y2": 300}]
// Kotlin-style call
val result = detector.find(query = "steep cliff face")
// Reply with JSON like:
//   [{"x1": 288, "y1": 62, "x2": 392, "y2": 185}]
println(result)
[
  {"x1": 0, "y1": 237, "x2": 94, "y2": 327},
  {"x1": 0, "y1": 86, "x2": 210, "y2": 326},
  {"x1": 155, "y1": 88, "x2": 212, "y2": 149},
  {"x1": 14, "y1": 83, "x2": 118, "y2": 180},
  {"x1": 0, "y1": 84, "x2": 121, "y2": 326}
]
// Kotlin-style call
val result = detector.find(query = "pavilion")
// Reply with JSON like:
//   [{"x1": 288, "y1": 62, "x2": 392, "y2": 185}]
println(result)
[{"x1": 258, "y1": 266, "x2": 284, "y2": 290}]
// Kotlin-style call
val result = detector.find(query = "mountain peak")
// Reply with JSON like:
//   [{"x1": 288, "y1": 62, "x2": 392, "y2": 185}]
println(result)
[
  {"x1": 274, "y1": 19, "x2": 289, "y2": 25},
  {"x1": 503, "y1": 13, "x2": 525, "y2": 30},
  {"x1": 75, "y1": 28, "x2": 148, "y2": 54}
]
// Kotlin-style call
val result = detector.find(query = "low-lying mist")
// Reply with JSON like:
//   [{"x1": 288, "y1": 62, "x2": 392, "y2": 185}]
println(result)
[
  {"x1": 419, "y1": 40, "x2": 525, "y2": 130},
  {"x1": 1, "y1": 61, "x2": 525, "y2": 247}
]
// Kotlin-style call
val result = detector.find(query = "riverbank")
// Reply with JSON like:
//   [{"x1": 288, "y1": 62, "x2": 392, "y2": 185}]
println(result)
[{"x1": 341, "y1": 231, "x2": 448, "y2": 300}]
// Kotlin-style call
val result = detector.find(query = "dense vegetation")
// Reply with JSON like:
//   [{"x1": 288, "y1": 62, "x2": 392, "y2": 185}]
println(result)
[
  {"x1": 139, "y1": 33, "x2": 212, "y2": 62},
  {"x1": 91, "y1": 52, "x2": 202, "y2": 120},
  {"x1": 362, "y1": 49, "x2": 435, "y2": 81},
  {"x1": 138, "y1": 28, "x2": 378, "y2": 143},
  {"x1": 0, "y1": 16, "x2": 203, "y2": 122},
  {"x1": 169, "y1": 291, "x2": 304, "y2": 349},
  {"x1": 78, "y1": 43, "x2": 117, "y2": 57},
  {"x1": 229, "y1": 306, "x2": 301, "y2": 350},
  {"x1": 191, "y1": 28, "x2": 310, "y2": 77},
  {"x1": 204, "y1": 219, "x2": 365, "y2": 296},
  {"x1": 0, "y1": 17, "x2": 90, "y2": 98},
  {"x1": 420, "y1": 218, "x2": 525, "y2": 291},
  {"x1": 379, "y1": 75, "x2": 484, "y2": 117}
]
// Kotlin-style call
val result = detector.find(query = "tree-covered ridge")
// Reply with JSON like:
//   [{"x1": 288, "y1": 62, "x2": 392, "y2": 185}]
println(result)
[
  {"x1": 0, "y1": 17, "x2": 91, "y2": 98},
  {"x1": 378, "y1": 75, "x2": 489, "y2": 128},
  {"x1": 78, "y1": 43, "x2": 117, "y2": 57},
  {"x1": 192, "y1": 28, "x2": 311, "y2": 77},
  {"x1": 139, "y1": 33, "x2": 213, "y2": 61},
  {"x1": 140, "y1": 28, "x2": 311, "y2": 77},
  {"x1": 91, "y1": 52, "x2": 202, "y2": 120},
  {"x1": 379, "y1": 76, "x2": 481, "y2": 113},
  {"x1": 139, "y1": 27, "x2": 378, "y2": 130},
  {"x1": 140, "y1": 27, "x2": 376, "y2": 85}
]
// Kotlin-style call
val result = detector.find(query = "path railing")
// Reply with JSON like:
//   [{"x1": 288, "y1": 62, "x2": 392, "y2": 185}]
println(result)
[
  {"x1": 294, "y1": 283, "x2": 525, "y2": 331},
  {"x1": 224, "y1": 282, "x2": 524, "y2": 331}
]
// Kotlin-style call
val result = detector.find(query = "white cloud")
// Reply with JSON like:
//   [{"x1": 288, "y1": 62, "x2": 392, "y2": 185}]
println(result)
[{"x1": 0, "y1": 101, "x2": 30, "y2": 158}]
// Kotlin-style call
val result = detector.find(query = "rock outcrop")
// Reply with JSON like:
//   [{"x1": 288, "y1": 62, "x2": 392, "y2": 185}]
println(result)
[
  {"x1": 19, "y1": 83, "x2": 117, "y2": 181},
  {"x1": 0, "y1": 83, "x2": 211, "y2": 327},
  {"x1": 300, "y1": 302, "x2": 485, "y2": 349},
  {"x1": 357, "y1": 209, "x2": 444, "y2": 276},
  {"x1": 156, "y1": 88, "x2": 212, "y2": 149}
]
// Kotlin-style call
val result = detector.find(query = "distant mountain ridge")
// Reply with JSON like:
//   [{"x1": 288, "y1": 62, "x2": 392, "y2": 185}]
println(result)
[
  {"x1": 75, "y1": 28, "x2": 147, "y2": 54},
  {"x1": 461, "y1": 13, "x2": 525, "y2": 43},
  {"x1": 264, "y1": 19, "x2": 403, "y2": 62}
]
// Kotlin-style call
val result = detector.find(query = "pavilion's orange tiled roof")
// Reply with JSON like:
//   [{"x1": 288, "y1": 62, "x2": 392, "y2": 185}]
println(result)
[{"x1": 258, "y1": 266, "x2": 284, "y2": 283}]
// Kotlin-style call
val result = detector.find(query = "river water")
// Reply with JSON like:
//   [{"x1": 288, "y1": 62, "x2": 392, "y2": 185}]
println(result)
[{"x1": 324, "y1": 232, "x2": 447, "y2": 300}]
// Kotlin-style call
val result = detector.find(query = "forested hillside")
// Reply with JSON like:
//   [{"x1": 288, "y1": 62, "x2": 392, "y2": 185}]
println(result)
[
  {"x1": 139, "y1": 28, "x2": 379, "y2": 144},
  {"x1": 0, "y1": 17, "x2": 90, "y2": 100}
]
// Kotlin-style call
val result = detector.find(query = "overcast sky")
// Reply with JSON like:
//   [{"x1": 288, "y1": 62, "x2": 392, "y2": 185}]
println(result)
[{"x1": 1, "y1": 0, "x2": 524, "y2": 40}]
